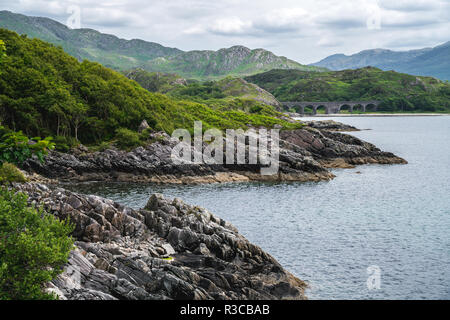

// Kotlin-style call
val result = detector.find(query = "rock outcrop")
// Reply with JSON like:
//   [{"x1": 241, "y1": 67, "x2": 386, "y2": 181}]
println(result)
[
  {"x1": 303, "y1": 120, "x2": 359, "y2": 132},
  {"x1": 14, "y1": 183, "x2": 306, "y2": 300},
  {"x1": 23, "y1": 125, "x2": 406, "y2": 184}
]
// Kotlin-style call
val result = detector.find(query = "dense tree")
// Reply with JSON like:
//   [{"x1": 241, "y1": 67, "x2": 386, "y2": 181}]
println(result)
[
  {"x1": 0, "y1": 29, "x2": 300, "y2": 149},
  {"x1": 0, "y1": 39, "x2": 5, "y2": 63}
]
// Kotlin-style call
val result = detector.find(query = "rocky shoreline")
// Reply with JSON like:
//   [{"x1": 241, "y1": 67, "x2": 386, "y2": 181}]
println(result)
[
  {"x1": 22, "y1": 122, "x2": 406, "y2": 185},
  {"x1": 14, "y1": 182, "x2": 306, "y2": 300},
  {"x1": 11, "y1": 121, "x2": 407, "y2": 300}
]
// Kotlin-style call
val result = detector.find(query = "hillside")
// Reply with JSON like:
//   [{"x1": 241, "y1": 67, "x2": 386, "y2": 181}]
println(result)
[
  {"x1": 0, "y1": 10, "x2": 182, "y2": 71},
  {"x1": 0, "y1": 10, "x2": 324, "y2": 79},
  {"x1": 125, "y1": 69, "x2": 187, "y2": 94},
  {"x1": 311, "y1": 42, "x2": 450, "y2": 80},
  {"x1": 126, "y1": 68, "x2": 281, "y2": 109},
  {"x1": 0, "y1": 28, "x2": 301, "y2": 148},
  {"x1": 144, "y1": 45, "x2": 324, "y2": 79},
  {"x1": 245, "y1": 68, "x2": 450, "y2": 112}
]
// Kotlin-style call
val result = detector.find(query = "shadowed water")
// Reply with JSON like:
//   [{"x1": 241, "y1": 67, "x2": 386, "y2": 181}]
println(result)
[{"x1": 65, "y1": 116, "x2": 450, "y2": 299}]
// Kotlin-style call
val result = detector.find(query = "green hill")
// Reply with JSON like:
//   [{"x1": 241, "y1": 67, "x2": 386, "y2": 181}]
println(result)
[
  {"x1": 125, "y1": 68, "x2": 281, "y2": 108},
  {"x1": 144, "y1": 45, "x2": 324, "y2": 79},
  {"x1": 0, "y1": 11, "x2": 325, "y2": 80},
  {"x1": 245, "y1": 68, "x2": 450, "y2": 112},
  {"x1": 0, "y1": 28, "x2": 301, "y2": 148},
  {"x1": 0, "y1": 10, "x2": 182, "y2": 71},
  {"x1": 125, "y1": 69, "x2": 187, "y2": 94}
]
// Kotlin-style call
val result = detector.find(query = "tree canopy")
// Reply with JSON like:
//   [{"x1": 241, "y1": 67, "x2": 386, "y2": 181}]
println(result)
[{"x1": 0, "y1": 29, "x2": 300, "y2": 149}]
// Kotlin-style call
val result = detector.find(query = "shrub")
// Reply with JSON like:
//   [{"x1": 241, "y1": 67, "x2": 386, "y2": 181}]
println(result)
[
  {"x1": 115, "y1": 128, "x2": 141, "y2": 150},
  {"x1": 0, "y1": 163, "x2": 27, "y2": 184},
  {"x1": 0, "y1": 127, "x2": 55, "y2": 166},
  {"x1": 249, "y1": 105, "x2": 263, "y2": 114},
  {"x1": 52, "y1": 135, "x2": 78, "y2": 152},
  {"x1": 89, "y1": 141, "x2": 112, "y2": 152},
  {"x1": 0, "y1": 188, "x2": 74, "y2": 300},
  {"x1": 139, "y1": 128, "x2": 156, "y2": 142}
]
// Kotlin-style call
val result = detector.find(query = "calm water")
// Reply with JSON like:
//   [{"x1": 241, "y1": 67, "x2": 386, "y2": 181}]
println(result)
[{"x1": 66, "y1": 116, "x2": 450, "y2": 300}]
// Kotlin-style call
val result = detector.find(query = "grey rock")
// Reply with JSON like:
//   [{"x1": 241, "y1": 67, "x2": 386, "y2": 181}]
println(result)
[
  {"x1": 15, "y1": 183, "x2": 308, "y2": 300},
  {"x1": 22, "y1": 128, "x2": 406, "y2": 183}
]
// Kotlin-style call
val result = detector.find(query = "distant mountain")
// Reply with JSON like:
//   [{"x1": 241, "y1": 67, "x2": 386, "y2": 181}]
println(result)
[
  {"x1": 0, "y1": 10, "x2": 182, "y2": 70},
  {"x1": 311, "y1": 43, "x2": 450, "y2": 80},
  {"x1": 144, "y1": 45, "x2": 324, "y2": 79},
  {"x1": 0, "y1": 10, "x2": 324, "y2": 79}
]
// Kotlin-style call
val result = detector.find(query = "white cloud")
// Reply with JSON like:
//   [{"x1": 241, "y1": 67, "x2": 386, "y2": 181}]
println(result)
[
  {"x1": 209, "y1": 17, "x2": 252, "y2": 35},
  {"x1": 255, "y1": 7, "x2": 310, "y2": 32},
  {"x1": 0, "y1": 0, "x2": 448, "y2": 63}
]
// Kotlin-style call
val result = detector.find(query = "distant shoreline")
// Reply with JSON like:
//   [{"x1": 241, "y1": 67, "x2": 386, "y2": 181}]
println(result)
[{"x1": 291, "y1": 113, "x2": 450, "y2": 118}]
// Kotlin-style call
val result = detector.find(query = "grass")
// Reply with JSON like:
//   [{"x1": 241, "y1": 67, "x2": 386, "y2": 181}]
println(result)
[{"x1": 0, "y1": 162, "x2": 27, "y2": 183}]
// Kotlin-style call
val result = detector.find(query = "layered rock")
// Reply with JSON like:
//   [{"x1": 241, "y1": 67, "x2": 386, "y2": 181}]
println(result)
[
  {"x1": 23, "y1": 124, "x2": 406, "y2": 184},
  {"x1": 14, "y1": 183, "x2": 306, "y2": 300},
  {"x1": 279, "y1": 128, "x2": 406, "y2": 169},
  {"x1": 302, "y1": 120, "x2": 359, "y2": 132}
]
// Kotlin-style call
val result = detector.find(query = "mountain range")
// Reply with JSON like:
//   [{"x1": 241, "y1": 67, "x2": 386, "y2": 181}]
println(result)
[
  {"x1": 311, "y1": 42, "x2": 450, "y2": 80},
  {"x1": 1, "y1": 10, "x2": 449, "y2": 81},
  {"x1": 0, "y1": 10, "x2": 323, "y2": 79}
]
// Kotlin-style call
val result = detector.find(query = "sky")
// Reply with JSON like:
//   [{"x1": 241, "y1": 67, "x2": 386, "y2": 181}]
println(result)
[{"x1": 1, "y1": 0, "x2": 449, "y2": 63}]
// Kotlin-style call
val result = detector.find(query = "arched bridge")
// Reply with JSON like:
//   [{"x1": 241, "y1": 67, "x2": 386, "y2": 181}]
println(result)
[{"x1": 281, "y1": 101, "x2": 381, "y2": 114}]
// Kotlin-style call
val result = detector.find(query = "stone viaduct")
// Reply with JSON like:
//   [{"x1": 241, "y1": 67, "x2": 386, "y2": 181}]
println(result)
[{"x1": 281, "y1": 101, "x2": 381, "y2": 114}]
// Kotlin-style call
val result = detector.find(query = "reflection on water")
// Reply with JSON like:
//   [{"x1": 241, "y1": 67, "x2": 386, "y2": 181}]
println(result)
[{"x1": 65, "y1": 116, "x2": 450, "y2": 299}]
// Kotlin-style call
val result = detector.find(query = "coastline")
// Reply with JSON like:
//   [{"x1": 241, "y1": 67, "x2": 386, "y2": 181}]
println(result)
[
  {"x1": 292, "y1": 113, "x2": 450, "y2": 118},
  {"x1": 14, "y1": 119, "x2": 408, "y2": 301},
  {"x1": 22, "y1": 123, "x2": 407, "y2": 186},
  {"x1": 15, "y1": 182, "x2": 307, "y2": 300}
]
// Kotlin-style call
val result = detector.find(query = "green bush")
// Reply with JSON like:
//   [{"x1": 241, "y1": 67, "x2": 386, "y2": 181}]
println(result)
[
  {"x1": 0, "y1": 163, "x2": 27, "y2": 184},
  {"x1": 89, "y1": 141, "x2": 112, "y2": 152},
  {"x1": 115, "y1": 128, "x2": 141, "y2": 150},
  {"x1": 0, "y1": 127, "x2": 55, "y2": 166},
  {"x1": 249, "y1": 105, "x2": 263, "y2": 113},
  {"x1": 0, "y1": 188, "x2": 74, "y2": 300},
  {"x1": 52, "y1": 135, "x2": 78, "y2": 152},
  {"x1": 139, "y1": 128, "x2": 157, "y2": 142}
]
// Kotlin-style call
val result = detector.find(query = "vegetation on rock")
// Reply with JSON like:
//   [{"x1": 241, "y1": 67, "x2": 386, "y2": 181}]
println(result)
[
  {"x1": 114, "y1": 128, "x2": 142, "y2": 150},
  {"x1": 0, "y1": 127, "x2": 54, "y2": 166},
  {"x1": 0, "y1": 188, "x2": 74, "y2": 300},
  {"x1": 0, "y1": 162, "x2": 27, "y2": 183}
]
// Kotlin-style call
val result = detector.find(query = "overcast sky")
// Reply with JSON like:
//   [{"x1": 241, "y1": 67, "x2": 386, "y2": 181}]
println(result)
[{"x1": 2, "y1": 0, "x2": 449, "y2": 63}]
